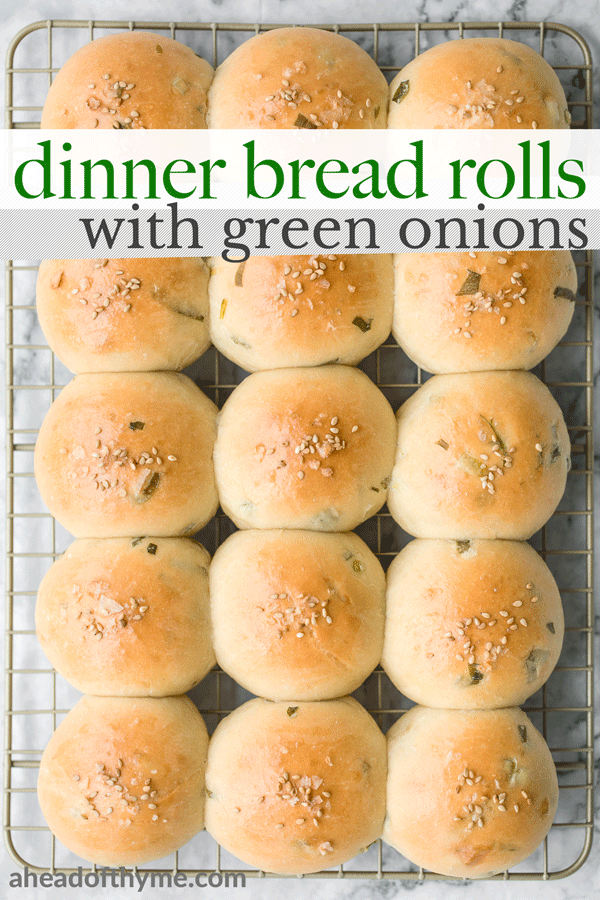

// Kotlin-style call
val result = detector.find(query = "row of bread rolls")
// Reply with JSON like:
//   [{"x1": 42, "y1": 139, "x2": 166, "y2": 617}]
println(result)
[
  {"x1": 36, "y1": 250, "x2": 577, "y2": 375},
  {"x1": 37, "y1": 531, "x2": 563, "y2": 707},
  {"x1": 38, "y1": 695, "x2": 558, "y2": 878},
  {"x1": 34, "y1": 367, "x2": 569, "y2": 540},
  {"x1": 41, "y1": 29, "x2": 570, "y2": 133}
]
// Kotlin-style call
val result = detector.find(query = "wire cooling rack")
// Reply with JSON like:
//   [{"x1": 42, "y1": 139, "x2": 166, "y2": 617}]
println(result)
[{"x1": 3, "y1": 18, "x2": 595, "y2": 882}]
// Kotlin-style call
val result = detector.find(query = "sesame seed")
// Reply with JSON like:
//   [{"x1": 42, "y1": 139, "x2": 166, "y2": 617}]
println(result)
[
  {"x1": 532, "y1": 121, "x2": 538, "y2": 129},
  {"x1": 535, "y1": 443, "x2": 543, "y2": 452},
  {"x1": 497, "y1": 66, "x2": 503, "y2": 73}
]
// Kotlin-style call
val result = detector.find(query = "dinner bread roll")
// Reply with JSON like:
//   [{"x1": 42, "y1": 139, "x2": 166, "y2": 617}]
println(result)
[
  {"x1": 388, "y1": 371, "x2": 570, "y2": 539},
  {"x1": 204, "y1": 697, "x2": 386, "y2": 874},
  {"x1": 393, "y1": 250, "x2": 577, "y2": 374},
  {"x1": 35, "y1": 372, "x2": 218, "y2": 538},
  {"x1": 209, "y1": 253, "x2": 394, "y2": 371},
  {"x1": 388, "y1": 38, "x2": 570, "y2": 129},
  {"x1": 36, "y1": 258, "x2": 210, "y2": 374},
  {"x1": 38, "y1": 695, "x2": 208, "y2": 866},
  {"x1": 384, "y1": 706, "x2": 559, "y2": 877},
  {"x1": 36, "y1": 537, "x2": 214, "y2": 696},
  {"x1": 382, "y1": 539, "x2": 564, "y2": 708},
  {"x1": 210, "y1": 530, "x2": 385, "y2": 700},
  {"x1": 41, "y1": 31, "x2": 213, "y2": 129},
  {"x1": 214, "y1": 365, "x2": 397, "y2": 531},
  {"x1": 208, "y1": 27, "x2": 388, "y2": 129}
]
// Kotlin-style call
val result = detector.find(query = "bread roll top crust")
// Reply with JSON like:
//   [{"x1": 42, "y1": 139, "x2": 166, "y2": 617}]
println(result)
[
  {"x1": 383, "y1": 538, "x2": 564, "y2": 708},
  {"x1": 208, "y1": 27, "x2": 388, "y2": 129},
  {"x1": 34, "y1": 372, "x2": 218, "y2": 538},
  {"x1": 36, "y1": 258, "x2": 210, "y2": 373},
  {"x1": 205, "y1": 697, "x2": 386, "y2": 874},
  {"x1": 388, "y1": 38, "x2": 570, "y2": 129},
  {"x1": 38, "y1": 695, "x2": 209, "y2": 866},
  {"x1": 384, "y1": 705, "x2": 559, "y2": 878},
  {"x1": 209, "y1": 253, "x2": 394, "y2": 371},
  {"x1": 36, "y1": 536, "x2": 215, "y2": 696},
  {"x1": 210, "y1": 529, "x2": 385, "y2": 700},
  {"x1": 41, "y1": 31, "x2": 213, "y2": 129}
]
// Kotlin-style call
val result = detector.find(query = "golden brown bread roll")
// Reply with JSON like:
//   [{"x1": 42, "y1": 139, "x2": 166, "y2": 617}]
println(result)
[
  {"x1": 384, "y1": 706, "x2": 559, "y2": 877},
  {"x1": 36, "y1": 258, "x2": 210, "y2": 374},
  {"x1": 393, "y1": 250, "x2": 577, "y2": 374},
  {"x1": 36, "y1": 537, "x2": 214, "y2": 696},
  {"x1": 210, "y1": 529, "x2": 385, "y2": 700},
  {"x1": 41, "y1": 31, "x2": 213, "y2": 129},
  {"x1": 209, "y1": 253, "x2": 394, "y2": 371},
  {"x1": 382, "y1": 538, "x2": 564, "y2": 708},
  {"x1": 214, "y1": 365, "x2": 397, "y2": 531},
  {"x1": 208, "y1": 27, "x2": 388, "y2": 129},
  {"x1": 35, "y1": 372, "x2": 218, "y2": 538},
  {"x1": 388, "y1": 38, "x2": 570, "y2": 129},
  {"x1": 205, "y1": 697, "x2": 386, "y2": 874},
  {"x1": 38, "y1": 695, "x2": 208, "y2": 866},
  {"x1": 388, "y1": 371, "x2": 570, "y2": 539}
]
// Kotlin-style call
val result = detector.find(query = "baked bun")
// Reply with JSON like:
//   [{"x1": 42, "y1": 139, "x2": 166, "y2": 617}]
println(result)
[
  {"x1": 214, "y1": 366, "x2": 396, "y2": 531},
  {"x1": 388, "y1": 371, "x2": 569, "y2": 540},
  {"x1": 209, "y1": 253, "x2": 393, "y2": 371},
  {"x1": 210, "y1": 530, "x2": 385, "y2": 701},
  {"x1": 36, "y1": 537, "x2": 214, "y2": 696},
  {"x1": 41, "y1": 31, "x2": 212, "y2": 129},
  {"x1": 207, "y1": 27, "x2": 388, "y2": 129},
  {"x1": 393, "y1": 250, "x2": 577, "y2": 374},
  {"x1": 36, "y1": 258, "x2": 210, "y2": 374},
  {"x1": 35, "y1": 372, "x2": 218, "y2": 538},
  {"x1": 205, "y1": 697, "x2": 386, "y2": 874},
  {"x1": 38, "y1": 695, "x2": 208, "y2": 866},
  {"x1": 384, "y1": 706, "x2": 558, "y2": 878},
  {"x1": 388, "y1": 38, "x2": 570, "y2": 129},
  {"x1": 382, "y1": 539, "x2": 564, "y2": 708}
]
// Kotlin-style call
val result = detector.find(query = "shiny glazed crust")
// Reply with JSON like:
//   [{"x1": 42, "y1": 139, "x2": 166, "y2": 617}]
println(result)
[
  {"x1": 205, "y1": 697, "x2": 387, "y2": 874},
  {"x1": 34, "y1": 372, "x2": 218, "y2": 537},
  {"x1": 209, "y1": 254, "x2": 394, "y2": 371},
  {"x1": 207, "y1": 27, "x2": 388, "y2": 129},
  {"x1": 210, "y1": 529, "x2": 385, "y2": 700},
  {"x1": 388, "y1": 371, "x2": 570, "y2": 539},
  {"x1": 37, "y1": 696, "x2": 209, "y2": 866},
  {"x1": 384, "y1": 706, "x2": 559, "y2": 877},
  {"x1": 388, "y1": 38, "x2": 570, "y2": 129},
  {"x1": 36, "y1": 258, "x2": 210, "y2": 373},
  {"x1": 36, "y1": 537, "x2": 214, "y2": 696},
  {"x1": 41, "y1": 31, "x2": 213, "y2": 129},
  {"x1": 393, "y1": 250, "x2": 577, "y2": 374},
  {"x1": 214, "y1": 365, "x2": 397, "y2": 531},
  {"x1": 382, "y1": 538, "x2": 564, "y2": 708}
]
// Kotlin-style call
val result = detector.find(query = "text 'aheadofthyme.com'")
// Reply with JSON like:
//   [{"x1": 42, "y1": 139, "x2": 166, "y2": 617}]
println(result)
[{"x1": 9, "y1": 867, "x2": 247, "y2": 891}]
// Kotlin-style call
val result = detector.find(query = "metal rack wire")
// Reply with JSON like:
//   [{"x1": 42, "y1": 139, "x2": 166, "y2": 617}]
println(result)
[{"x1": 4, "y1": 18, "x2": 595, "y2": 882}]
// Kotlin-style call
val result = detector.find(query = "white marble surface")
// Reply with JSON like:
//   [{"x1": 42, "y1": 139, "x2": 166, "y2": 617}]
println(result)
[{"x1": 0, "y1": 0, "x2": 598, "y2": 898}]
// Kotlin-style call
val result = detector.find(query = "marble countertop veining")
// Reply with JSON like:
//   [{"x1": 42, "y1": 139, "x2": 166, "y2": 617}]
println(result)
[{"x1": 0, "y1": 1, "x2": 598, "y2": 899}]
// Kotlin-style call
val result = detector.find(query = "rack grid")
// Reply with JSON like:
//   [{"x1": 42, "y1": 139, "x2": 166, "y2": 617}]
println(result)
[{"x1": 4, "y1": 17, "x2": 595, "y2": 881}]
